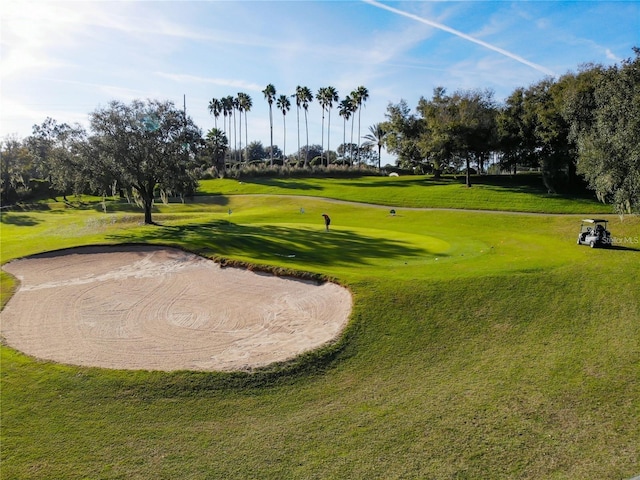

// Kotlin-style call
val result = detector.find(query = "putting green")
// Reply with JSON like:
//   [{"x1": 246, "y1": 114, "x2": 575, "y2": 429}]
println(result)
[{"x1": 238, "y1": 222, "x2": 490, "y2": 272}]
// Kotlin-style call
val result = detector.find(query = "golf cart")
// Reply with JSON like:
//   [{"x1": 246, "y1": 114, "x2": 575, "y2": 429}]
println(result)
[{"x1": 577, "y1": 219, "x2": 611, "y2": 248}]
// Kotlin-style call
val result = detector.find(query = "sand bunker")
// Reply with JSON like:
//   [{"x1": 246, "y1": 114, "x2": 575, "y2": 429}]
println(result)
[{"x1": 0, "y1": 245, "x2": 352, "y2": 371}]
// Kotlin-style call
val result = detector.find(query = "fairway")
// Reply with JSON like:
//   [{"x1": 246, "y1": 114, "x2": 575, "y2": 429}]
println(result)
[
  {"x1": 1, "y1": 245, "x2": 351, "y2": 371},
  {"x1": 1, "y1": 183, "x2": 638, "y2": 480}
]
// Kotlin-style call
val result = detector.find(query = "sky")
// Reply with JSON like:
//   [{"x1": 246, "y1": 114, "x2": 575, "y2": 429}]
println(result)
[{"x1": 1, "y1": 0, "x2": 639, "y2": 165}]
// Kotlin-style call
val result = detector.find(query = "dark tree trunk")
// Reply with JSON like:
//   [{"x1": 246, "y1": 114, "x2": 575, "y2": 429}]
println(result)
[
  {"x1": 465, "y1": 157, "x2": 472, "y2": 187},
  {"x1": 144, "y1": 199, "x2": 153, "y2": 224},
  {"x1": 137, "y1": 183, "x2": 155, "y2": 224}
]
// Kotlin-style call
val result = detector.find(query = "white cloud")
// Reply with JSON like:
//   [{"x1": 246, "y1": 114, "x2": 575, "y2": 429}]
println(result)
[
  {"x1": 155, "y1": 73, "x2": 265, "y2": 93},
  {"x1": 363, "y1": 0, "x2": 555, "y2": 76},
  {"x1": 1, "y1": 1, "x2": 84, "y2": 78},
  {"x1": 605, "y1": 48, "x2": 622, "y2": 62}
]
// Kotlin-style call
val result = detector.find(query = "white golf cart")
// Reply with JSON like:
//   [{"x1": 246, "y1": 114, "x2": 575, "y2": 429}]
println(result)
[{"x1": 577, "y1": 219, "x2": 612, "y2": 248}]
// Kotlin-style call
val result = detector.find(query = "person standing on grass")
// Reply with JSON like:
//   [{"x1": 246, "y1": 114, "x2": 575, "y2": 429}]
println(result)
[{"x1": 322, "y1": 214, "x2": 331, "y2": 231}]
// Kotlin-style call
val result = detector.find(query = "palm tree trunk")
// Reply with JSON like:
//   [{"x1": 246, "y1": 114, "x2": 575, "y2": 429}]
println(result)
[
  {"x1": 282, "y1": 113, "x2": 286, "y2": 160},
  {"x1": 233, "y1": 109, "x2": 237, "y2": 162},
  {"x1": 350, "y1": 115, "x2": 355, "y2": 166},
  {"x1": 343, "y1": 118, "x2": 346, "y2": 163},
  {"x1": 320, "y1": 108, "x2": 325, "y2": 166},
  {"x1": 244, "y1": 113, "x2": 249, "y2": 164},
  {"x1": 229, "y1": 114, "x2": 233, "y2": 165},
  {"x1": 269, "y1": 105, "x2": 274, "y2": 166},
  {"x1": 304, "y1": 109, "x2": 310, "y2": 167},
  {"x1": 327, "y1": 109, "x2": 331, "y2": 167},
  {"x1": 296, "y1": 105, "x2": 301, "y2": 164},
  {"x1": 238, "y1": 110, "x2": 242, "y2": 163},
  {"x1": 357, "y1": 108, "x2": 362, "y2": 165}
]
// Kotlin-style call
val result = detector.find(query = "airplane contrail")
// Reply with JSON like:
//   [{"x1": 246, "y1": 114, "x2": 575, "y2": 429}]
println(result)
[{"x1": 363, "y1": 0, "x2": 555, "y2": 76}]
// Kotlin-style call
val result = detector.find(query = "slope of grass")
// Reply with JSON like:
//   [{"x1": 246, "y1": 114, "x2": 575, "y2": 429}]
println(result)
[
  {"x1": 1, "y1": 182, "x2": 638, "y2": 479},
  {"x1": 197, "y1": 174, "x2": 613, "y2": 214}
]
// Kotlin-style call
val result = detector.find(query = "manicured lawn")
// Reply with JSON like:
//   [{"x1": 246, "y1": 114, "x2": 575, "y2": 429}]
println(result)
[
  {"x1": 197, "y1": 174, "x2": 613, "y2": 214},
  {"x1": 1, "y1": 177, "x2": 638, "y2": 479}
]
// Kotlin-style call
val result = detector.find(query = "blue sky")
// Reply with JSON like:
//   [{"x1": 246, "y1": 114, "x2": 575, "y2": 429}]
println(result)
[{"x1": 1, "y1": 0, "x2": 638, "y2": 163}]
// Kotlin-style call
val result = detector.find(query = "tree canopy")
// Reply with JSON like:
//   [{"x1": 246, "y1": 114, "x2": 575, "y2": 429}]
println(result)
[
  {"x1": 88, "y1": 99, "x2": 202, "y2": 224},
  {"x1": 566, "y1": 49, "x2": 640, "y2": 213},
  {"x1": 380, "y1": 48, "x2": 639, "y2": 212}
]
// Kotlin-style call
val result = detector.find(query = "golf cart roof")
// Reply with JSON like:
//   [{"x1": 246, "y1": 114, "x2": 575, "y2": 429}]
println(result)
[{"x1": 582, "y1": 219, "x2": 608, "y2": 223}]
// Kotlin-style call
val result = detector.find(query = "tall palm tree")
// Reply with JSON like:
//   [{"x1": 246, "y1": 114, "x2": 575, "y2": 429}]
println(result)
[
  {"x1": 363, "y1": 122, "x2": 388, "y2": 170},
  {"x1": 338, "y1": 96, "x2": 355, "y2": 165},
  {"x1": 350, "y1": 98, "x2": 357, "y2": 163},
  {"x1": 324, "y1": 86, "x2": 339, "y2": 166},
  {"x1": 220, "y1": 96, "x2": 233, "y2": 135},
  {"x1": 221, "y1": 96, "x2": 235, "y2": 161},
  {"x1": 235, "y1": 94, "x2": 242, "y2": 161},
  {"x1": 262, "y1": 84, "x2": 276, "y2": 165},
  {"x1": 237, "y1": 92, "x2": 252, "y2": 163},
  {"x1": 296, "y1": 86, "x2": 313, "y2": 167},
  {"x1": 293, "y1": 87, "x2": 303, "y2": 163},
  {"x1": 220, "y1": 96, "x2": 234, "y2": 164},
  {"x1": 232, "y1": 96, "x2": 239, "y2": 161},
  {"x1": 276, "y1": 94, "x2": 291, "y2": 160},
  {"x1": 351, "y1": 86, "x2": 369, "y2": 164},
  {"x1": 208, "y1": 98, "x2": 222, "y2": 130},
  {"x1": 316, "y1": 88, "x2": 328, "y2": 166}
]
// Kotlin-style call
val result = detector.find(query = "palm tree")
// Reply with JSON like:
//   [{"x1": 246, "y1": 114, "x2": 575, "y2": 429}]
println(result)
[
  {"x1": 220, "y1": 96, "x2": 235, "y2": 162},
  {"x1": 350, "y1": 98, "x2": 357, "y2": 163},
  {"x1": 208, "y1": 98, "x2": 222, "y2": 130},
  {"x1": 220, "y1": 96, "x2": 232, "y2": 135},
  {"x1": 237, "y1": 92, "x2": 252, "y2": 163},
  {"x1": 338, "y1": 96, "x2": 355, "y2": 165},
  {"x1": 205, "y1": 127, "x2": 228, "y2": 176},
  {"x1": 293, "y1": 87, "x2": 302, "y2": 163},
  {"x1": 296, "y1": 86, "x2": 313, "y2": 167},
  {"x1": 351, "y1": 86, "x2": 369, "y2": 164},
  {"x1": 276, "y1": 94, "x2": 291, "y2": 160},
  {"x1": 316, "y1": 88, "x2": 328, "y2": 166},
  {"x1": 325, "y1": 86, "x2": 339, "y2": 166},
  {"x1": 232, "y1": 96, "x2": 239, "y2": 161},
  {"x1": 235, "y1": 94, "x2": 242, "y2": 161},
  {"x1": 262, "y1": 84, "x2": 276, "y2": 165},
  {"x1": 316, "y1": 87, "x2": 338, "y2": 167},
  {"x1": 363, "y1": 122, "x2": 388, "y2": 170}
]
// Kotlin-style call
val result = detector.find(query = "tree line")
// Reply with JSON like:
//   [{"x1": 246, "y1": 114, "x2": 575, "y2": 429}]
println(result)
[
  {"x1": 206, "y1": 85, "x2": 370, "y2": 169},
  {"x1": 1, "y1": 49, "x2": 638, "y2": 218},
  {"x1": 382, "y1": 48, "x2": 639, "y2": 213}
]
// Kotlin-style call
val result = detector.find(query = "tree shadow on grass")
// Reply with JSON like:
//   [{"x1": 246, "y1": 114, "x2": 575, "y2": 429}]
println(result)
[
  {"x1": 242, "y1": 178, "x2": 324, "y2": 191},
  {"x1": 333, "y1": 174, "x2": 599, "y2": 199},
  {"x1": 0, "y1": 213, "x2": 41, "y2": 226},
  {"x1": 105, "y1": 220, "x2": 442, "y2": 268}
]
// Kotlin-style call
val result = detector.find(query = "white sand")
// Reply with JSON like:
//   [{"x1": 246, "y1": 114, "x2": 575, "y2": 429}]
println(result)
[{"x1": 0, "y1": 245, "x2": 352, "y2": 371}]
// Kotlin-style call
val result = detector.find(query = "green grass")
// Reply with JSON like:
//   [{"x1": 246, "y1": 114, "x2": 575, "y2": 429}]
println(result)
[
  {"x1": 197, "y1": 174, "x2": 613, "y2": 214},
  {"x1": 1, "y1": 178, "x2": 639, "y2": 479}
]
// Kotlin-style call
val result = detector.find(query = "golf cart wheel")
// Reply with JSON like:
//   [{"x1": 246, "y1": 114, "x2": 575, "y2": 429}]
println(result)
[{"x1": 590, "y1": 240, "x2": 596, "y2": 248}]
